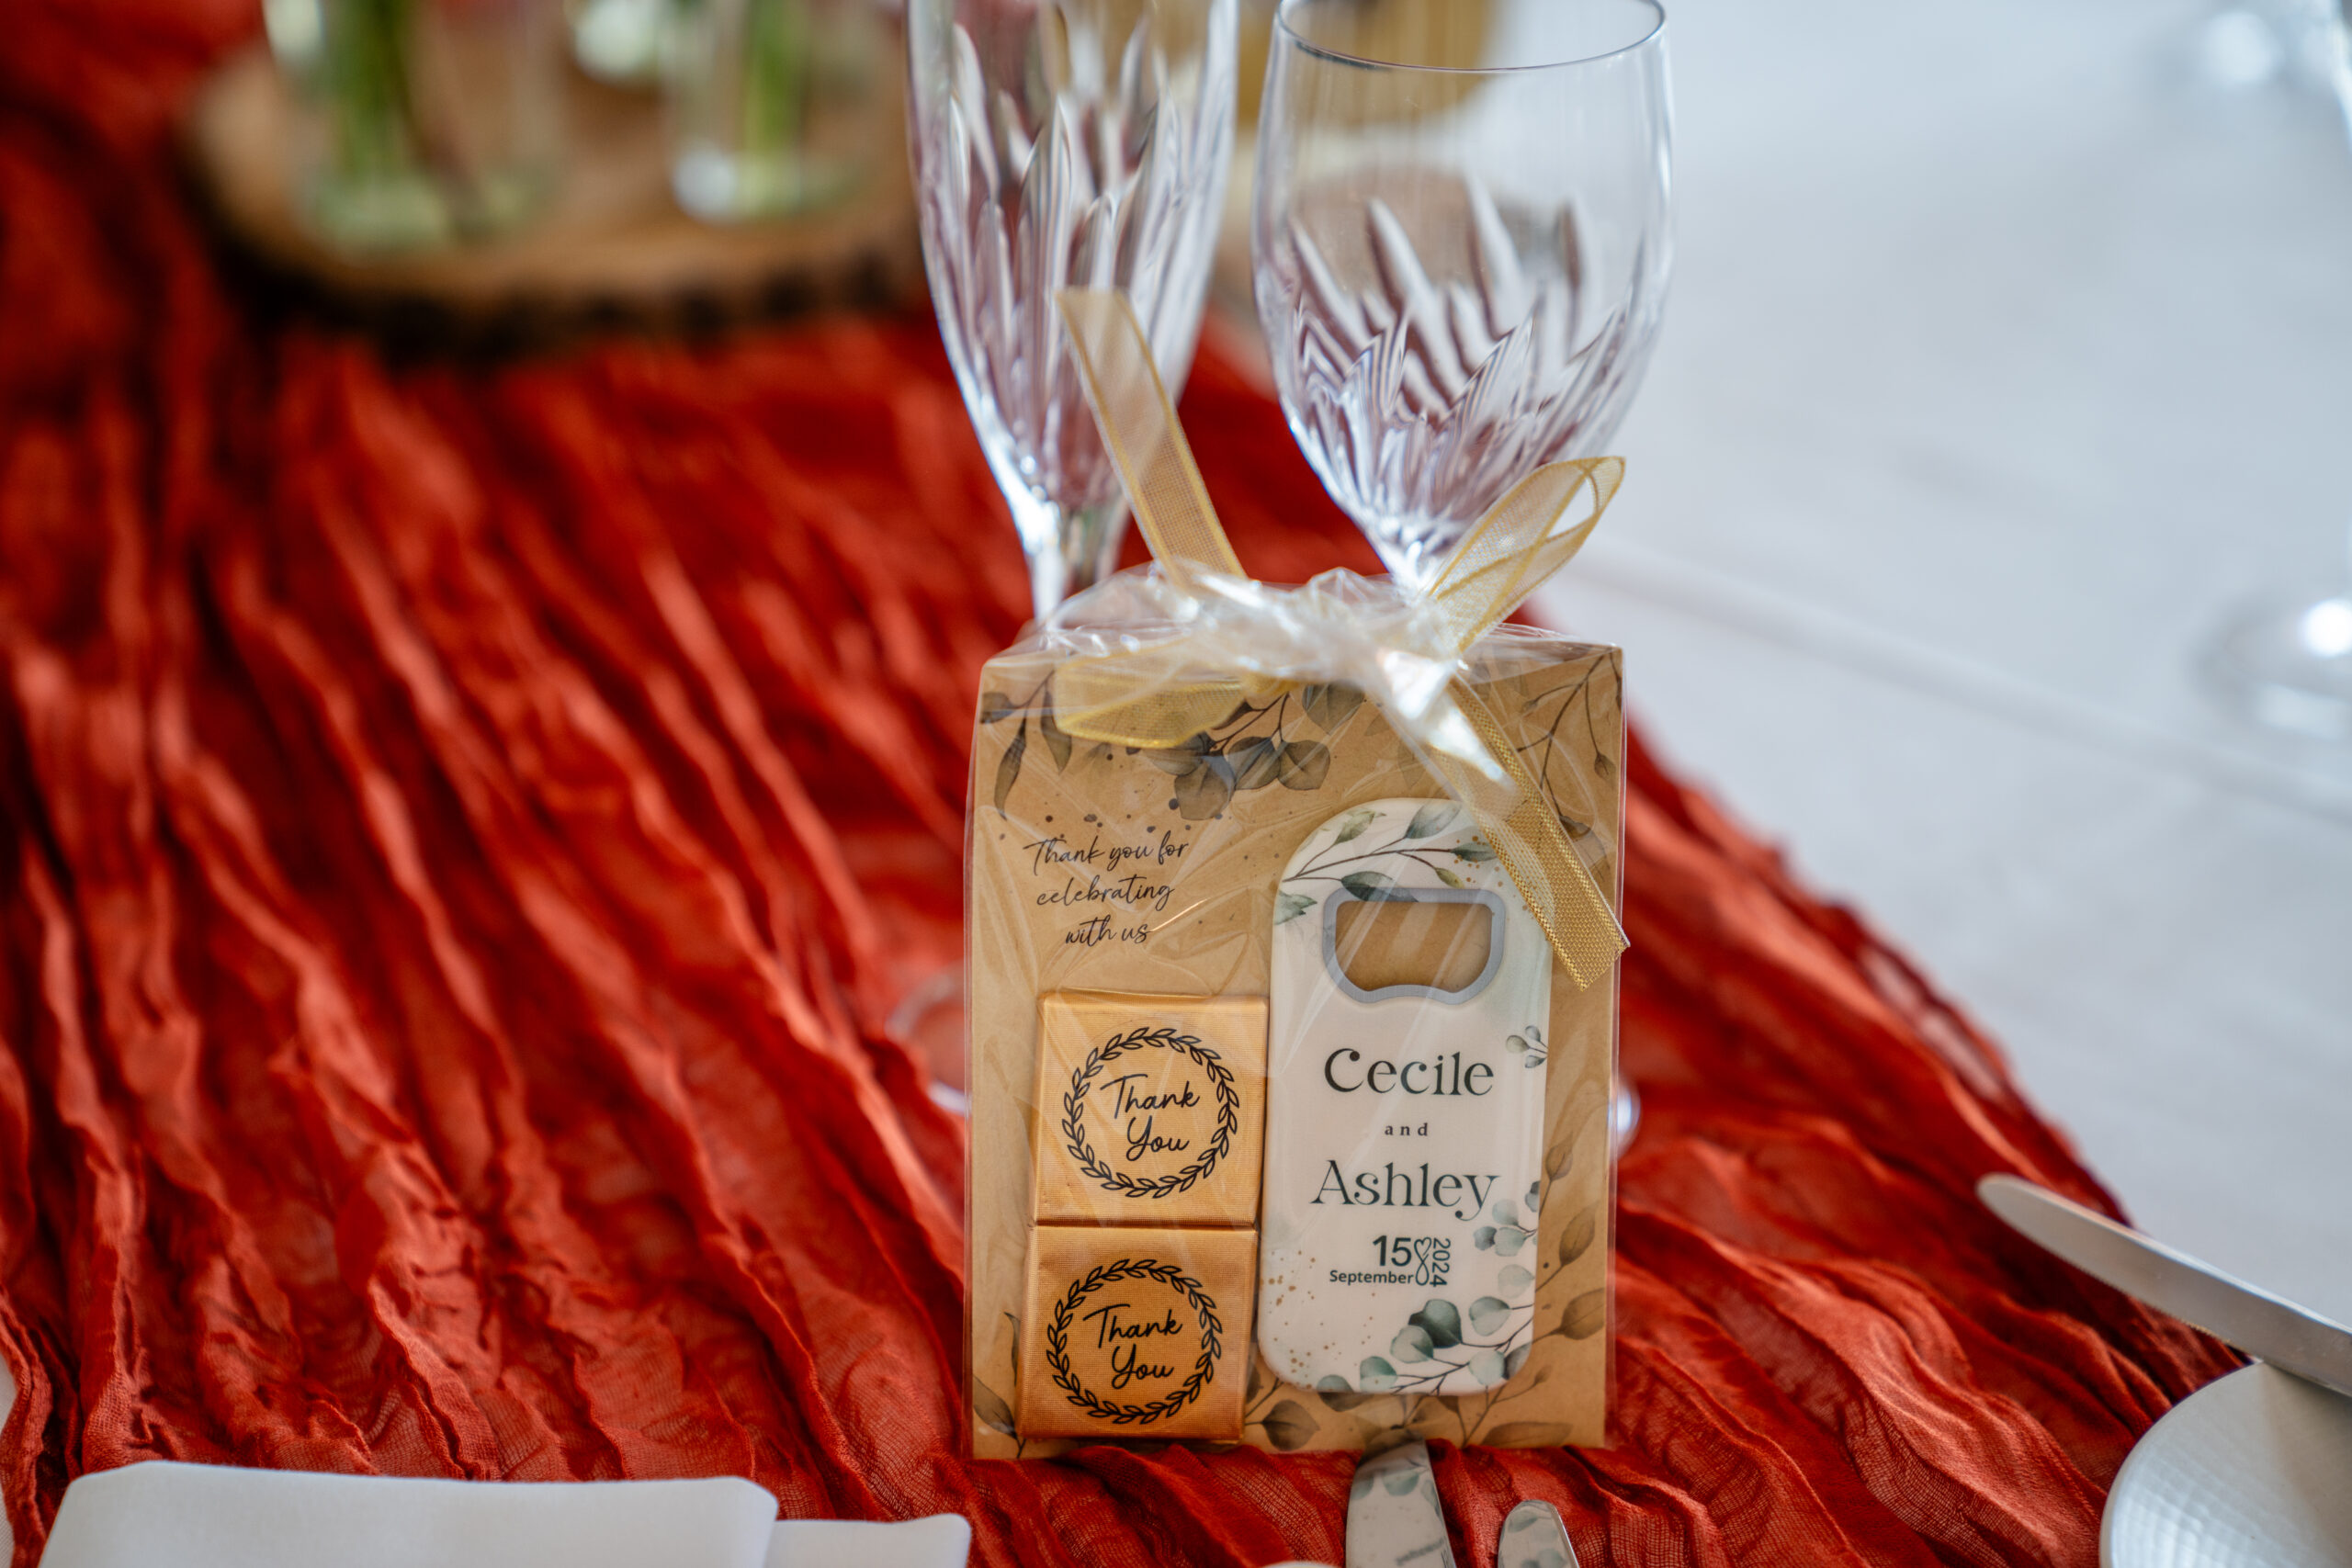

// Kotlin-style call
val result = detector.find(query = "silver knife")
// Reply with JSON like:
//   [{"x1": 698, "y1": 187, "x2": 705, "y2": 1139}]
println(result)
[
  {"x1": 1979, "y1": 1174, "x2": 2352, "y2": 1398},
  {"x1": 1346, "y1": 1440, "x2": 1456, "y2": 1568},
  {"x1": 1498, "y1": 1500, "x2": 1580, "y2": 1568}
]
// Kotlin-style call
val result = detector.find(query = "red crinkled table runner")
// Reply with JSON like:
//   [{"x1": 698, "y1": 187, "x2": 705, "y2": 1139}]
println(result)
[{"x1": 0, "y1": 7, "x2": 2236, "y2": 1567}]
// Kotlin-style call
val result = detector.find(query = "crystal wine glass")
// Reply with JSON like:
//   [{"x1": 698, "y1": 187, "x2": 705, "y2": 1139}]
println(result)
[
  {"x1": 909, "y1": 0, "x2": 1239, "y2": 620},
  {"x1": 1252, "y1": 0, "x2": 1671, "y2": 589}
]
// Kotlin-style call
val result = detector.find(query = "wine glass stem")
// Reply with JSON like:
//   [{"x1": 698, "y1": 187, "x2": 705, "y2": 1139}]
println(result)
[{"x1": 1018, "y1": 498, "x2": 1129, "y2": 623}]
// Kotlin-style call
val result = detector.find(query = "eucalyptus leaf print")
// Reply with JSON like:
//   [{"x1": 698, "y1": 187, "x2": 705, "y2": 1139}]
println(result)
[
  {"x1": 1145, "y1": 733, "x2": 1215, "y2": 773},
  {"x1": 1314, "y1": 1375, "x2": 1383, "y2": 1412},
  {"x1": 1562, "y1": 1290, "x2": 1607, "y2": 1339},
  {"x1": 1277, "y1": 739, "x2": 1330, "y2": 789},
  {"x1": 1513, "y1": 651, "x2": 1625, "y2": 878},
  {"x1": 1071, "y1": 686, "x2": 1342, "y2": 811},
  {"x1": 1409, "y1": 1299, "x2": 1463, "y2": 1348},
  {"x1": 1355, "y1": 1290, "x2": 1540, "y2": 1396},
  {"x1": 992, "y1": 718, "x2": 1027, "y2": 813},
  {"x1": 1475, "y1": 1214, "x2": 1532, "y2": 1257},
  {"x1": 1256, "y1": 1399, "x2": 1318, "y2": 1451},
  {"x1": 1229, "y1": 735, "x2": 1283, "y2": 789},
  {"x1": 1172, "y1": 753, "x2": 1236, "y2": 819},
  {"x1": 1037, "y1": 703, "x2": 1073, "y2": 769},
  {"x1": 972, "y1": 1380, "x2": 1017, "y2": 1436},
  {"x1": 1404, "y1": 801, "x2": 1461, "y2": 839},
  {"x1": 1302, "y1": 682, "x2": 1365, "y2": 730},
  {"x1": 1339, "y1": 870, "x2": 1413, "y2": 902},
  {"x1": 1557, "y1": 1203, "x2": 1599, "y2": 1266}
]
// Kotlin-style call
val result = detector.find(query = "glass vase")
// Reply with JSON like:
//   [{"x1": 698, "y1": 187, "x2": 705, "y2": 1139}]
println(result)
[
  {"x1": 270, "y1": 0, "x2": 565, "y2": 253},
  {"x1": 665, "y1": 0, "x2": 884, "y2": 223}
]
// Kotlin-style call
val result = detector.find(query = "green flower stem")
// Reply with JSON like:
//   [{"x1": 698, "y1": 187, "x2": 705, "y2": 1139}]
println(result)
[
  {"x1": 741, "y1": 0, "x2": 810, "y2": 158},
  {"x1": 323, "y1": 0, "x2": 418, "y2": 182}
]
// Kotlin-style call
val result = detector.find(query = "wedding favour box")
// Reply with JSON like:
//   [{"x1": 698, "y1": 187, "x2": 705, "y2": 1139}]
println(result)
[
  {"x1": 962, "y1": 288, "x2": 1630, "y2": 1458},
  {"x1": 964, "y1": 630, "x2": 1624, "y2": 1458}
]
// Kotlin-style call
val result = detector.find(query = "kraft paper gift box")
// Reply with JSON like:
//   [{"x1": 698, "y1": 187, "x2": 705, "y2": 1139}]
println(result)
[{"x1": 965, "y1": 631, "x2": 1623, "y2": 1456}]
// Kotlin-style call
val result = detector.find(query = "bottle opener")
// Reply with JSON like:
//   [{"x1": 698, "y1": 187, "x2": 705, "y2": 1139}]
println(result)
[{"x1": 1259, "y1": 797, "x2": 1552, "y2": 1395}]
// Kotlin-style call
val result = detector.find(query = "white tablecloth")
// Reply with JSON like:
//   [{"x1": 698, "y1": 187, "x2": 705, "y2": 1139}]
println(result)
[{"x1": 1540, "y1": 0, "x2": 2352, "y2": 1320}]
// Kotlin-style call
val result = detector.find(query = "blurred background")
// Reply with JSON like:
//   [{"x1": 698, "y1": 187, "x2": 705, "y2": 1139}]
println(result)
[
  {"x1": 1532, "y1": 0, "x2": 2352, "y2": 1325},
  {"x1": 231, "y1": 0, "x2": 2352, "y2": 1319}
]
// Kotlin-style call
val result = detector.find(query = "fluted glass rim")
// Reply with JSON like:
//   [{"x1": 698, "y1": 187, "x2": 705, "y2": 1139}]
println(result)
[{"x1": 1272, "y1": 0, "x2": 1667, "y2": 76}]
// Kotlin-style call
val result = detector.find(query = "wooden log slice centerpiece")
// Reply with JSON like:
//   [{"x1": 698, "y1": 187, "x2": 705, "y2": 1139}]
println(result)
[{"x1": 180, "y1": 44, "x2": 923, "y2": 341}]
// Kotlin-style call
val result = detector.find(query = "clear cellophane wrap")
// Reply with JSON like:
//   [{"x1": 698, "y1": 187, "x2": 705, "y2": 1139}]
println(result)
[{"x1": 965, "y1": 578, "x2": 1623, "y2": 1458}]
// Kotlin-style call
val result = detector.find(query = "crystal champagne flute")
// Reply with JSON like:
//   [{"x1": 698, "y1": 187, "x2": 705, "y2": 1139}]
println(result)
[
  {"x1": 909, "y1": 0, "x2": 1239, "y2": 620},
  {"x1": 1252, "y1": 0, "x2": 1671, "y2": 589}
]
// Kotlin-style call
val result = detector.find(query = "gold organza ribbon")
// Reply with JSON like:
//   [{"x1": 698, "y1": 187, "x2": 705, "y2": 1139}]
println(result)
[{"x1": 1052, "y1": 288, "x2": 1630, "y2": 988}]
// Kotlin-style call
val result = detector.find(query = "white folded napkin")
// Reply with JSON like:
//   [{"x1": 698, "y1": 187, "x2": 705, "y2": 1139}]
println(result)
[
  {"x1": 761, "y1": 1515, "x2": 973, "y2": 1568},
  {"x1": 39, "y1": 1461, "x2": 969, "y2": 1568}
]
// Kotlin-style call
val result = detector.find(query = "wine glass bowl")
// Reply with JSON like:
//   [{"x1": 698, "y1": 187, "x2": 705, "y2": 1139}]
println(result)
[
  {"x1": 1252, "y1": 0, "x2": 1671, "y2": 588},
  {"x1": 909, "y1": 0, "x2": 1238, "y2": 619}
]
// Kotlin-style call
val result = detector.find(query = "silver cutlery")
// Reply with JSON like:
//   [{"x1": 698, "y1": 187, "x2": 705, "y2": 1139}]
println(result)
[
  {"x1": 1498, "y1": 1500, "x2": 1580, "y2": 1568},
  {"x1": 1979, "y1": 1174, "x2": 2352, "y2": 1399},
  {"x1": 1345, "y1": 1440, "x2": 1455, "y2": 1568}
]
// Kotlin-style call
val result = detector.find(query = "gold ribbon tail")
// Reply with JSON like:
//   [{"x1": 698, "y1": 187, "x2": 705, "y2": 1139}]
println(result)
[
  {"x1": 1431, "y1": 679, "x2": 1626, "y2": 990},
  {"x1": 1052, "y1": 286, "x2": 1630, "y2": 988},
  {"x1": 1055, "y1": 288, "x2": 1242, "y2": 591}
]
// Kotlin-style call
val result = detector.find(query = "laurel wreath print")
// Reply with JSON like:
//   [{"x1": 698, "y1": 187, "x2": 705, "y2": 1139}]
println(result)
[
  {"x1": 1045, "y1": 1258, "x2": 1224, "y2": 1425},
  {"x1": 1059, "y1": 1025, "x2": 1239, "y2": 1199}
]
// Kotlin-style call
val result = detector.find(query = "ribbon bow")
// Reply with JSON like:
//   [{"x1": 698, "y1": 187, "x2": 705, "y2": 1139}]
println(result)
[{"x1": 1050, "y1": 288, "x2": 1629, "y2": 988}]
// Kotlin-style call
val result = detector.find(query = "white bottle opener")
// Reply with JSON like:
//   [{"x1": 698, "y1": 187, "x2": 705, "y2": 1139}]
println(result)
[{"x1": 1259, "y1": 797, "x2": 1551, "y2": 1396}]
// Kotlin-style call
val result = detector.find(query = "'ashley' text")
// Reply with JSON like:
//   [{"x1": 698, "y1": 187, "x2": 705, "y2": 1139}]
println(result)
[{"x1": 1312, "y1": 1161, "x2": 1499, "y2": 1221}]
